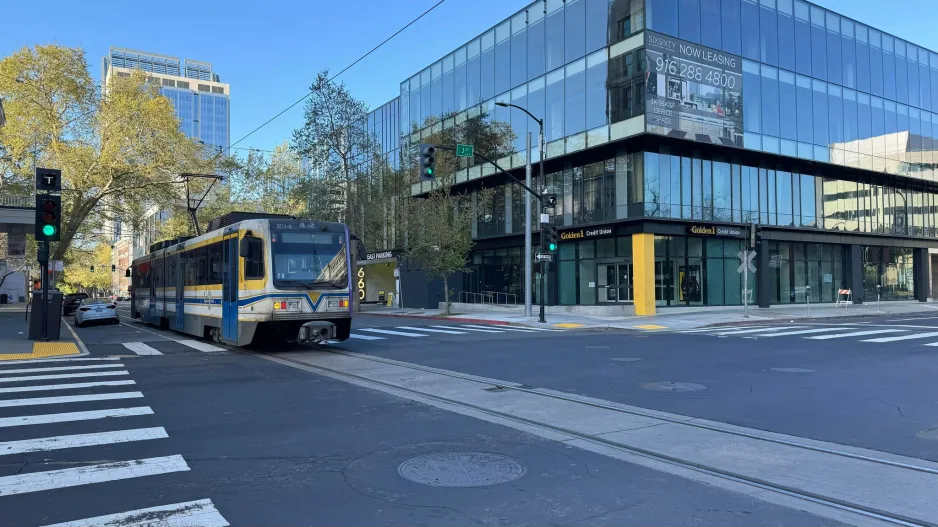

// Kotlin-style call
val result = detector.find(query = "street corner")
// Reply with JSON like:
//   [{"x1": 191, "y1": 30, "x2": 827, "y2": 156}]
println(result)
[{"x1": 0, "y1": 341, "x2": 80, "y2": 361}]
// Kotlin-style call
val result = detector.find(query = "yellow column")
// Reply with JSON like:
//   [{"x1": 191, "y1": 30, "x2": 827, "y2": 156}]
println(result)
[{"x1": 632, "y1": 233, "x2": 656, "y2": 316}]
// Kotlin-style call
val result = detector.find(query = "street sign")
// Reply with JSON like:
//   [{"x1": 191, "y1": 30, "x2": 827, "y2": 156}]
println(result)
[
  {"x1": 737, "y1": 250, "x2": 756, "y2": 274},
  {"x1": 455, "y1": 143, "x2": 474, "y2": 157},
  {"x1": 535, "y1": 253, "x2": 553, "y2": 262},
  {"x1": 6, "y1": 226, "x2": 25, "y2": 258},
  {"x1": 53, "y1": 260, "x2": 64, "y2": 272}
]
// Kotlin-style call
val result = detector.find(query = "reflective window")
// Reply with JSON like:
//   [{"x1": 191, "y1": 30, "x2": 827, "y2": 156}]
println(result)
[
  {"x1": 495, "y1": 21, "x2": 511, "y2": 95},
  {"x1": 420, "y1": 68, "x2": 431, "y2": 124},
  {"x1": 761, "y1": 65, "x2": 780, "y2": 138},
  {"x1": 511, "y1": 85, "x2": 528, "y2": 154},
  {"x1": 511, "y1": 13, "x2": 528, "y2": 88},
  {"x1": 442, "y1": 54, "x2": 455, "y2": 115},
  {"x1": 777, "y1": 171, "x2": 793, "y2": 225},
  {"x1": 565, "y1": 0, "x2": 586, "y2": 62},
  {"x1": 481, "y1": 31, "x2": 495, "y2": 101},
  {"x1": 908, "y1": 45, "x2": 920, "y2": 109},
  {"x1": 810, "y1": 6, "x2": 826, "y2": 81},
  {"x1": 869, "y1": 30, "x2": 884, "y2": 97},
  {"x1": 801, "y1": 173, "x2": 816, "y2": 227},
  {"x1": 828, "y1": 84, "x2": 843, "y2": 147},
  {"x1": 779, "y1": 70, "x2": 797, "y2": 141},
  {"x1": 585, "y1": 51, "x2": 608, "y2": 130},
  {"x1": 565, "y1": 58, "x2": 587, "y2": 136},
  {"x1": 777, "y1": 0, "x2": 795, "y2": 71},
  {"x1": 679, "y1": 0, "x2": 701, "y2": 43},
  {"x1": 647, "y1": 0, "x2": 678, "y2": 36},
  {"x1": 759, "y1": 0, "x2": 777, "y2": 66},
  {"x1": 882, "y1": 34, "x2": 896, "y2": 101},
  {"x1": 919, "y1": 49, "x2": 930, "y2": 112},
  {"x1": 585, "y1": 0, "x2": 608, "y2": 53},
  {"x1": 843, "y1": 88, "x2": 858, "y2": 147},
  {"x1": 841, "y1": 19, "x2": 855, "y2": 89},
  {"x1": 857, "y1": 92, "x2": 871, "y2": 144},
  {"x1": 400, "y1": 81, "x2": 409, "y2": 132},
  {"x1": 409, "y1": 75, "x2": 420, "y2": 128},
  {"x1": 700, "y1": 0, "x2": 722, "y2": 49},
  {"x1": 546, "y1": 0, "x2": 565, "y2": 71},
  {"x1": 793, "y1": 1, "x2": 811, "y2": 76},
  {"x1": 743, "y1": 60, "x2": 761, "y2": 133},
  {"x1": 546, "y1": 68, "x2": 564, "y2": 141},
  {"x1": 796, "y1": 75, "x2": 813, "y2": 144},
  {"x1": 466, "y1": 39, "x2": 481, "y2": 107},
  {"x1": 721, "y1": 0, "x2": 741, "y2": 55},
  {"x1": 813, "y1": 79, "x2": 829, "y2": 146},
  {"x1": 871, "y1": 96, "x2": 884, "y2": 146},
  {"x1": 741, "y1": 0, "x2": 759, "y2": 60},
  {"x1": 895, "y1": 40, "x2": 909, "y2": 105},
  {"x1": 528, "y1": 4, "x2": 546, "y2": 79},
  {"x1": 455, "y1": 46, "x2": 468, "y2": 112},
  {"x1": 825, "y1": 13, "x2": 841, "y2": 86},
  {"x1": 431, "y1": 62, "x2": 442, "y2": 119},
  {"x1": 932, "y1": 53, "x2": 938, "y2": 113},
  {"x1": 713, "y1": 161, "x2": 731, "y2": 220},
  {"x1": 884, "y1": 100, "x2": 897, "y2": 160},
  {"x1": 527, "y1": 76, "x2": 546, "y2": 143},
  {"x1": 856, "y1": 25, "x2": 870, "y2": 93}
]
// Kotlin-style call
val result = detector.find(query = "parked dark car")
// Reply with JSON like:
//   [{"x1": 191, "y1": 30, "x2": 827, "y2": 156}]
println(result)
[{"x1": 63, "y1": 292, "x2": 89, "y2": 315}]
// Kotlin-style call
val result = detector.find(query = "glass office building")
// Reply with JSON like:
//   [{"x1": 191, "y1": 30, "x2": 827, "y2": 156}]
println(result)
[
  {"x1": 102, "y1": 48, "x2": 230, "y2": 151},
  {"x1": 371, "y1": 0, "x2": 938, "y2": 312}
]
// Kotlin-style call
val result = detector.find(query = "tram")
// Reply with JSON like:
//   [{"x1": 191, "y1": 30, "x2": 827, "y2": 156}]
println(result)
[{"x1": 129, "y1": 217, "x2": 353, "y2": 346}]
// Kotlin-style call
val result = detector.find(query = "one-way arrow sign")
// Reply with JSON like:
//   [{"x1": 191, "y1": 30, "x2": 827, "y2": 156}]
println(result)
[{"x1": 737, "y1": 250, "x2": 756, "y2": 274}]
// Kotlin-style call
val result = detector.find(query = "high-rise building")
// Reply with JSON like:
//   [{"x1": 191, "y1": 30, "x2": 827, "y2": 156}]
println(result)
[{"x1": 102, "y1": 47, "x2": 230, "y2": 151}]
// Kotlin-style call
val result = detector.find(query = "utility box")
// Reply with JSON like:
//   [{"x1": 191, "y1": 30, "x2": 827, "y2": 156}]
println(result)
[{"x1": 29, "y1": 291, "x2": 63, "y2": 340}]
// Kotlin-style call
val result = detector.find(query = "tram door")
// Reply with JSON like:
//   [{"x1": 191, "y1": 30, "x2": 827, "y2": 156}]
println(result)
[
  {"x1": 175, "y1": 253, "x2": 185, "y2": 330},
  {"x1": 222, "y1": 236, "x2": 239, "y2": 343}
]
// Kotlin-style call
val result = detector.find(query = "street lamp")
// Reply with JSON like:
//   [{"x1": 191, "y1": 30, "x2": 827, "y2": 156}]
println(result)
[{"x1": 495, "y1": 101, "x2": 547, "y2": 323}]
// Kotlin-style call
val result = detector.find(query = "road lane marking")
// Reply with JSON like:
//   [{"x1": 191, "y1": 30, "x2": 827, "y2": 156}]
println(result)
[
  {"x1": 348, "y1": 333, "x2": 386, "y2": 340},
  {"x1": 0, "y1": 427, "x2": 167, "y2": 456},
  {"x1": 0, "y1": 357, "x2": 121, "y2": 366},
  {"x1": 0, "y1": 364, "x2": 125, "y2": 375},
  {"x1": 41, "y1": 498, "x2": 229, "y2": 527},
  {"x1": 709, "y1": 326, "x2": 800, "y2": 335},
  {"x1": 121, "y1": 342, "x2": 163, "y2": 355},
  {"x1": 446, "y1": 326, "x2": 504, "y2": 333},
  {"x1": 0, "y1": 380, "x2": 135, "y2": 394},
  {"x1": 358, "y1": 328, "x2": 428, "y2": 338},
  {"x1": 461, "y1": 324, "x2": 537, "y2": 333},
  {"x1": 177, "y1": 340, "x2": 226, "y2": 352},
  {"x1": 758, "y1": 327, "x2": 861, "y2": 337},
  {"x1": 0, "y1": 455, "x2": 189, "y2": 497},
  {"x1": 806, "y1": 329, "x2": 909, "y2": 340},
  {"x1": 0, "y1": 371, "x2": 129, "y2": 383},
  {"x1": 396, "y1": 326, "x2": 467, "y2": 335},
  {"x1": 0, "y1": 392, "x2": 144, "y2": 408},
  {"x1": 0, "y1": 407, "x2": 154, "y2": 428},
  {"x1": 862, "y1": 331, "x2": 938, "y2": 343}
]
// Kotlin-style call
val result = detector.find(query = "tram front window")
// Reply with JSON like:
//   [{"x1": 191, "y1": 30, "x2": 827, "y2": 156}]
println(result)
[{"x1": 272, "y1": 231, "x2": 348, "y2": 289}]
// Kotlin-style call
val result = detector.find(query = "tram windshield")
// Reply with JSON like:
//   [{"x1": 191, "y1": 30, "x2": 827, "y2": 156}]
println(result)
[{"x1": 271, "y1": 231, "x2": 348, "y2": 290}]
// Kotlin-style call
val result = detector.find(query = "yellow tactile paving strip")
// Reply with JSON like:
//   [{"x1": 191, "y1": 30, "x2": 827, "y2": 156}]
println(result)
[
  {"x1": 553, "y1": 323, "x2": 585, "y2": 328},
  {"x1": 634, "y1": 324, "x2": 667, "y2": 330},
  {"x1": 0, "y1": 342, "x2": 80, "y2": 361}
]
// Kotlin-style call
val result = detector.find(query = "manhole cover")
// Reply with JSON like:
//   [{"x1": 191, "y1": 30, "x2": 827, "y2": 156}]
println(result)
[
  {"x1": 611, "y1": 357, "x2": 642, "y2": 362},
  {"x1": 398, "y1": 452, "x2": 526, "y2": 487},
  {"x1": 916, "y1": 428, "x2": 938, "y2": 440},
  {"x1": 771, "y1": 367, "x2": 815, "y2": 373},
  {"x1": 640, "y1": 381, "x2": 708, "y2": 392}
]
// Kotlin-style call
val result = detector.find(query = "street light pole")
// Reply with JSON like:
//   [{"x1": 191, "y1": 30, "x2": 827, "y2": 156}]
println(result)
[{"x1": 496, "y1": 101, "x2": 547, "y2": 323}]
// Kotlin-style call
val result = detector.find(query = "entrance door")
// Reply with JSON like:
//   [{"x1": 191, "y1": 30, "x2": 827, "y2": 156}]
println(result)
[
  {"x1": 597, "y1": 263, "x2": 633, "y2": 303},
  {"x1": 175, "y1": 254, "x2": 185, "y2": 330},
  {"x1": 222, "y1": 237, "x2": 239, "y2": 343}
]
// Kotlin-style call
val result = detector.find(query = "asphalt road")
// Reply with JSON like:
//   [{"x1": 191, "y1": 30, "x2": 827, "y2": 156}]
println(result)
[{"x1": 0, "y1": 307, "x2": 845, "y2": 526}]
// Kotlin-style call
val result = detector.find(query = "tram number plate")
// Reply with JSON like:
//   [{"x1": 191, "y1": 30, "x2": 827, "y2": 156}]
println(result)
[{"x1": 288, "y1": 301, "x2": 301, "y2": 310}]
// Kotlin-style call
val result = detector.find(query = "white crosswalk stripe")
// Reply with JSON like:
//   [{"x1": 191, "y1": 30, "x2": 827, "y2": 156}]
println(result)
[
  {"x1": 449, "y1": 325, "x2": 505, "y2": 333},
  {"x1": 0, "y1": 370, "x2": 129, "y2": 383},
  {"x1": 122, "y1": 342, "x2": 163, "y2": 355},
  {"x1": 0, "y1": 391, "x2": 144, "y2": 408},
  {"x1": 358, "y1": 328, "x2": 428, "y2": 338},
  {"x1": 178, "y1": 340, "x2": 226, "y2": 352},
  {"x1": 0, "y1": 407, "x2": 154, "y2": 428},
  {"x1": 348, "y1": 333, "x2": 386, "y2": 340},
  {"x1": 396, "y1": 326, "x2": 467, "y2": 334},
  {"x1": 758, "y1": 327, "x2": 859, "y2": 337},
  {"x1": 0, "y1": 364, "x2": 125, "y2": 375},
  {"x1": 806, "y1": 329, "x2": 909, "y2": 340},
  {"x1": 710, "y1": 326, "x2": 800, "y2": 335},
  {"x1": 862, "y1": 331, "x2": 938, "y2": 343},
  {"x1": 0, "y1": 427, "x2": 167, "y2": 456},
  {"x1": 0, "y1": 380, "x2": 136, "y2": 394},
  {"x1": 0, "y1": 357, "x2": 122, "y2": 366},
  {"x1": 461, "y1": 324, "x2": 537, "y2": 333},
  {"x1": 41, "y1": 499, "x2": 229, "y2": 527},
  {"x1": 679, "y1": 326, "x2": 768, "y2": 333},
  {"x1": 0, "y1": 455, "x2": 190, "y2": 496}
]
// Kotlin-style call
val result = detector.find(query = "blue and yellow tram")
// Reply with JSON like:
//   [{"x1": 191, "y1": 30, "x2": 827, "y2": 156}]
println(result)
[{"x1": 129, "y1": 218, "x2": 353, "y2": 346}]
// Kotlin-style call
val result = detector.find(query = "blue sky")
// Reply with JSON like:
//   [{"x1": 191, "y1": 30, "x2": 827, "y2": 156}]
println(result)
[{"x1": 1, "y1": 0, "x2": 935, "y2": 154}]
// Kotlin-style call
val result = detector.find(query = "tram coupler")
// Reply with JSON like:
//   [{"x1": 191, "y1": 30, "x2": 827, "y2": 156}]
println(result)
[{"x1": 298, "y1": 321, "x2": 336, "y2": 344}]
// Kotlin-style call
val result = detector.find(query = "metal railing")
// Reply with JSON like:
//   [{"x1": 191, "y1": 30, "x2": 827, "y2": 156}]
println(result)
[
  {"x1": 0, "y1": 196, "x2": 32, "y2": 209},
  {"x1": 482, "y1": 290, "x2": 518, "y2": 307},
  {"x1": 459, "y1": 291, "x2": 519, "y2": 307}
]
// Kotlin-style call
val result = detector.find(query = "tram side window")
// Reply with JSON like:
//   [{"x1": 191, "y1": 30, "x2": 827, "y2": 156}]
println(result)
[
  {"x1": 244, "y1": 238, "x2": 264, "y2": 279},
  {"x1": 196, "y1": 247, "x2": 207, "y2": 285},
  {"x1": 154, "y1": 259, "x2": 162, "y2": 288},
  {"x1": 167, "y1": 257, "x2": 176, "y2": 288},
  {"x1": 135, "y1": 266, "x2": 149, "y2": 289},
  {"x1": 184, "y1": 251, "x2": 197, "y2": 286},
  {"x1": 208, "y1": 242, "x2": 222, "y2": 285}
]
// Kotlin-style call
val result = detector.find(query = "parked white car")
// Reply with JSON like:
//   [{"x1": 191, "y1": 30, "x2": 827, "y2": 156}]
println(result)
[{"x1": 73, "y1": 297, "x2": 119, "y2": 327}]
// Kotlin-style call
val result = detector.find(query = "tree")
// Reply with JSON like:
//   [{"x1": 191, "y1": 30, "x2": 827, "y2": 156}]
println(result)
[
  {"x1": 0, "y1": 45, "x2": 215, "y2": 261},
  {"x1": 59, "y1": 242, "x2": 111, "y2": 294}
]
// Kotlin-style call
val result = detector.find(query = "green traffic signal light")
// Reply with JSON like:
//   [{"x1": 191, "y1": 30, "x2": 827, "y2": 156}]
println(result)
[
  {"x1": 548, "y1": 242, "x2": 557, "y2": 251},
  {"x1": 42, "y1": 225, "x2": 56, "y2": 237},
  {"x1": 427, "y1": 168, "x2": 433, "y2": 175}
]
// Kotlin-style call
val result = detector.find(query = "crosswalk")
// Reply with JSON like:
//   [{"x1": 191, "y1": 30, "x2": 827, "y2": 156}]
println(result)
[
  {"x1": 678, "y1": 324, "x2": 938, "y2": 347},
  {"x1": 0, "y1": 356, "x2": 228, "y2": 526},
  {"x1": 345, "y1": 323, "x2": 563, "y2": 342}
]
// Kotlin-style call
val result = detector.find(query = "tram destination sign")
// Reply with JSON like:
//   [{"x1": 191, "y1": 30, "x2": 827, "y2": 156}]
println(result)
[{"x1": 645, "y1": 30, "x2": 743, "y2": 147}]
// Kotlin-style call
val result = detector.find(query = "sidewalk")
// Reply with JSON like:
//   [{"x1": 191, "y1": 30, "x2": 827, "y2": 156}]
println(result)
[
  {"x1": 363, "y1": 300, "x2": 938, "y2": 331},
  {"x1": 0, "y1": 304, "x2": 83, "y2": 360}
]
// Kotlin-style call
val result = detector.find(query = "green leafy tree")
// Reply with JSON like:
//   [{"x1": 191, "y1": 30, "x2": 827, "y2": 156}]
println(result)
[{"x1": 59, "y1": 242, "x2": 111, "y2": 294}]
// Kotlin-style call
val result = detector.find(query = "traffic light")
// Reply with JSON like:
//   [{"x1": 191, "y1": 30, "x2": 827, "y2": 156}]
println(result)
[
  {"x1": 547, "y1": 226, "x2": 558, "y2": 251},
  {"x1": 543, "y1": 193, "x2": 557, "y2": 208},
  {"x1": 34, "y1": 195, "x2": 61, "y2": 241},
  {"x1": 419, "y1": 143, "x2": 436, "y2": 181},
  {"x1": 112, "y1": 264, "x2": 117, "y2": 272},
  {"x1": 90, "y1": 265, "x2": 95, "y2": 273}
]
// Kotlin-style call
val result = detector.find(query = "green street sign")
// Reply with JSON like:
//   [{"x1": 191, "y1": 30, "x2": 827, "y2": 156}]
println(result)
[{"x1": 456, "y1": 143, "x2": 474, "y2": 157}]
